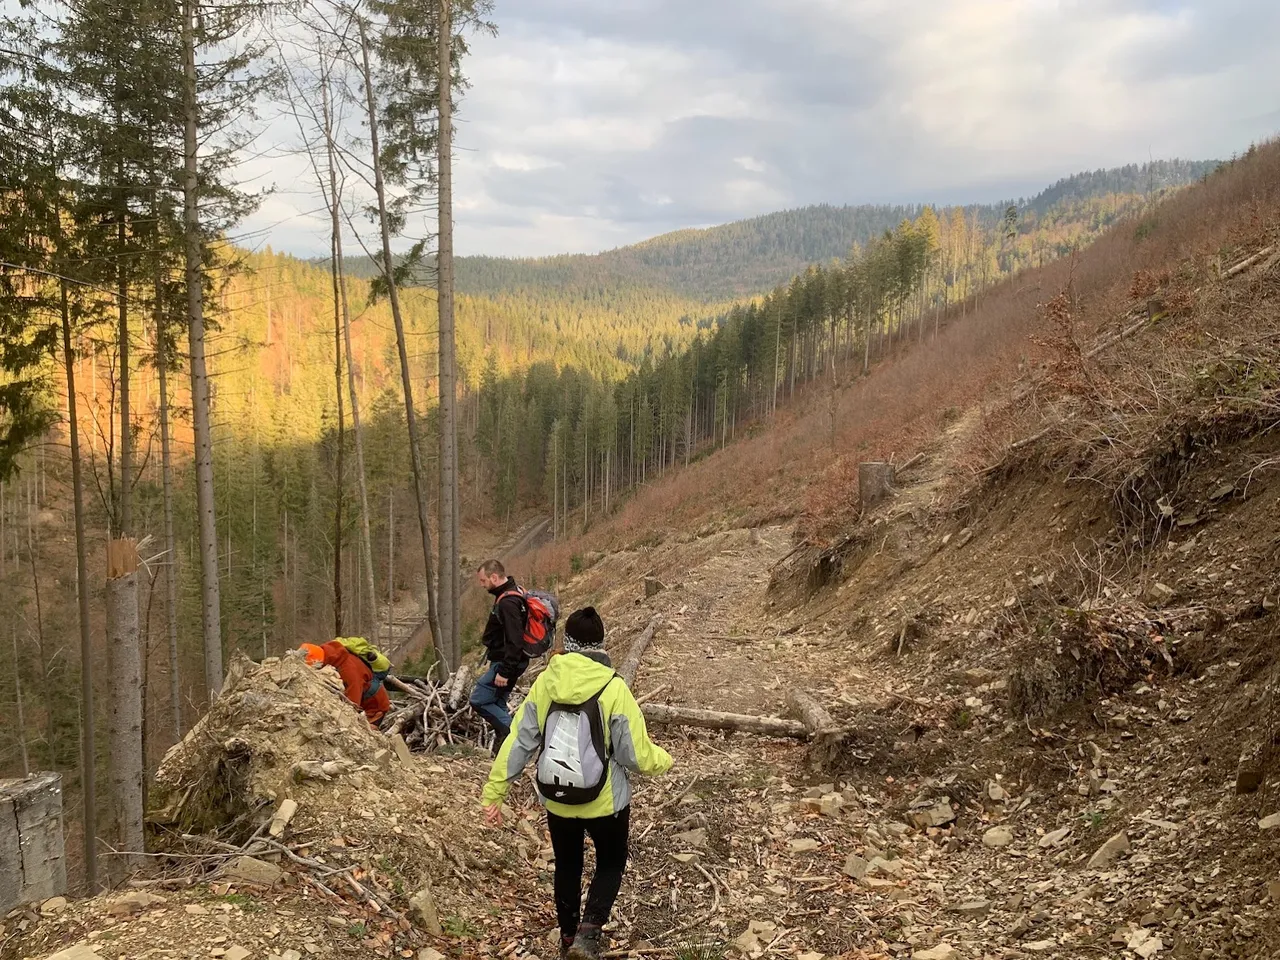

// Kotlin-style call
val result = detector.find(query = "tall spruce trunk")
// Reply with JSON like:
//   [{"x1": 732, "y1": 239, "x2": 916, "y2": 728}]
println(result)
[
  {"x1": 117, "y1": 176, "x2": 131, "y2": 538},
  {"x1": 328, "y1": 203, "x2": 345, "y2": 638},
  {"x1": 437, "y1": 0, "x2": 461, "y2": 670},
  {"x1": 183, "y1": 0, "x2": 223, "y2": 695},
  {"x1": 60, "y1": 279, "x2": 97, "y2": 890},
  {"x1": 155, "y1": 277, "x2": 182, "y2": 741},
  {"x1": 357, "y1": 24, "x2": 444, "y2": 665},
  {"x1": 323, "y1": 77, "x2": 377, "y2": 639},
  {"x1": 106, "y1": 539, "x2": 143, "y2": 872}
]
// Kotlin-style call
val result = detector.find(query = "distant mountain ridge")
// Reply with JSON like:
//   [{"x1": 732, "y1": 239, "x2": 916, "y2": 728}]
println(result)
[{"x1": 332, "y1": 158, "x2": 1219, "y2": 302}]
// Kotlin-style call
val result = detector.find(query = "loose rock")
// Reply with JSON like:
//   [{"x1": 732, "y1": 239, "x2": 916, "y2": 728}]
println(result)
[
  {"x1": 842, "y1": 854, "x2": 869, "y2": 879},
  {"x1": 220, "y1": 855, "x2": 283, "y2": 887},
  {"x1": 1087, "y1": 831, "x2": 1131, "y2": 869},
  {"x1": 983, "y1": 826, "x2": 1014, "y2": 848},
  {"x1": 1039, "y1": 827, "x2": 1072, "y2": 848}
]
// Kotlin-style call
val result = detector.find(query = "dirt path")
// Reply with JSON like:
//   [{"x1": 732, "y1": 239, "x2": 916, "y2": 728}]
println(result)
[{"x1": 492, "y1": 514, "x2": 1280, "y2": 960}]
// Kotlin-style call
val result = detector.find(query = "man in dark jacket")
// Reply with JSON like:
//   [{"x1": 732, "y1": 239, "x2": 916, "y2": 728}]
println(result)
[{"x1": 470, "y1": 559, "x2": 529, "y2": 751}]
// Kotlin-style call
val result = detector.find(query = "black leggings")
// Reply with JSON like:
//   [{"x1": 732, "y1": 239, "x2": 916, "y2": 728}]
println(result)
[{"x1": 546, "y1": 807, "x2": 630, "y2": 938}]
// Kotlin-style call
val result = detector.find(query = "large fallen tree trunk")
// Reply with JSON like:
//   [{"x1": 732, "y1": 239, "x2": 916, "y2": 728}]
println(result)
[
  {"x1": 786, "y1": 689, "x2": 850, "y2": 769},
  {"x1": 641, "y1": 702, "x2": 808, "y2": 739},
  {"x1": 619, "y1": 614, "x2": 663, "y2": 688}
]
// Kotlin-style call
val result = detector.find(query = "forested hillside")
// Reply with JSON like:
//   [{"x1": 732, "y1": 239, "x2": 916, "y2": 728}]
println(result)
[{"x1": 339, "y1": 159, "x2": 1219, "y2": 301}]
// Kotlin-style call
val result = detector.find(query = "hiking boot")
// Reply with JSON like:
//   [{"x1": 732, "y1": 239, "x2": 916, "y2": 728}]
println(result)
[
  {"x1": 558, "y1": 935, "x2": 574, "y2": 960},
  {"x1": 491, "y1": 724, "x2": 510, "y2": 756},
  {"x1": 567, "y1": 924, "x2": 605, "y2": 960}
]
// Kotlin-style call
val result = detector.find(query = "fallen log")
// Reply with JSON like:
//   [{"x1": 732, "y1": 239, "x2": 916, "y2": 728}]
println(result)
[
  {"x1": 641, "y1": 702, "x2": 808, "y2": 740},
  {"x1": 619, "y1": 614, "x2": 663, "y2": 688},
  {"x1": 446, "y1": 664, "x2": 472, "y2": 711},
  {"x1": 786, "y1": 689, "x2": 851, "y2": 769},
  {"x1": 385, "y1": 675, "x2": 428, "y2": 700},
  {"x1": 785, "y1": 689, "x2": 839, "y2": 735},
  {"x1": 896, "y1": 452, "x2": 926, "y2": 473}
]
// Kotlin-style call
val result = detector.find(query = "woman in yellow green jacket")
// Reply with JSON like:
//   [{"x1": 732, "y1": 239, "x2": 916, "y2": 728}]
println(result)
[{"x1": 482, "y1": 607, "x2": 672, "y2": 960}]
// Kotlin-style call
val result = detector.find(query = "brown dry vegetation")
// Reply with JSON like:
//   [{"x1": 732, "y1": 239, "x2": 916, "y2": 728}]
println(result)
[{"x1": 513, "y1": 140, "x2": 1280, "y2": 581}]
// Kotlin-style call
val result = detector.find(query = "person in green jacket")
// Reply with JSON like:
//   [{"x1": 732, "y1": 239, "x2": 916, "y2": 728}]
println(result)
[{"x1": 482, "y1": 607, "x2": 673, "y2": 960}]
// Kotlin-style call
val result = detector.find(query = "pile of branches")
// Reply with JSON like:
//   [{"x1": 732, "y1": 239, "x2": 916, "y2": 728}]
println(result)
[{"x1": 379, "y1": 666, "x2": 493, "y2": 751}]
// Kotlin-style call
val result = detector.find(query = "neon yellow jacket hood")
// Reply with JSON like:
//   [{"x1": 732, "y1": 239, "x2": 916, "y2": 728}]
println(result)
[{"x1": 482, "y1": 652, "x2": 672, "y2": 818}]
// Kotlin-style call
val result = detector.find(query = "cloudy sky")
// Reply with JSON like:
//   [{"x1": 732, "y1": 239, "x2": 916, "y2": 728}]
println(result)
[{"x1": 247, "y1": 0, "x2": 1280, "y2": 259}]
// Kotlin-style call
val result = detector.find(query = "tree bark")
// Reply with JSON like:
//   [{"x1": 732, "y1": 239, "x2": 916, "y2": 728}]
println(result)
[
  {"x1": 328, "y1": 169, "x2": 345, "y2": 639},
  {"x1": 358, "y1": 22, "x2": 444, "y2": 666},
  {"x1": 640, "y1": 703, "x2": 809, "y2": 739},
  {"x1": 11, "y1": 627, "x2": 28, "y2": 776},
  {"x1": 437, "y1": 0, "x2": 461, "y2": 672},
  {"x1": 117, "y1": 180, "x2": 131, "y2": 538},
  {"x1": 155, "y1": 260, "x2": 182, "y2": 744},
  {"x1": 446, "y1": 663, "x2": 472, "y2": 711},
  {"x1": 858, "y1": 461, "x2": 895, "y2": 508},
  {"x1": 323, "y1": 75, "x2": 377, "y2": 640},
  {"x1": 184, "y1": 0, "x2": 223, "y2": 696},
  {"x1": 786, "y1": 688, "x2": 849, "y2": 768},
  {"x1": 61, "y1": 274, "x2": 98, "y2": 893},
  {"x1": 106, "y1": 539, "x2": 143, "y2": 871},
  {"x1": 618, "y1": 614, "x2": 662, "y2": 689}
]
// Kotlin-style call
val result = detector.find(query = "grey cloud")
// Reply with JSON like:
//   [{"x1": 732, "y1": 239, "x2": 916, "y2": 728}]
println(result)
[{"x1": 243, "y1": 0, "x2": 1280, "y2": 257}]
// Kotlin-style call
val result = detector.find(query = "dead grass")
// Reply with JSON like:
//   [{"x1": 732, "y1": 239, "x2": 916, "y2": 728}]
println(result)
[{"x1": 511, "y1": 141, "x2": 1280, "y2": 588}]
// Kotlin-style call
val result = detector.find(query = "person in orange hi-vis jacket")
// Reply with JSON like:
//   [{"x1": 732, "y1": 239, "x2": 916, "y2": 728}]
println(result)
[{"x1": 300, "y1": 641, "x2": 391, "y2": 723}]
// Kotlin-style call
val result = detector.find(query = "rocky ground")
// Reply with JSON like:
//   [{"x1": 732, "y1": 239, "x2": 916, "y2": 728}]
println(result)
[{"x1": 6, "y1": 492, "x2": 1280, "y2": 960}]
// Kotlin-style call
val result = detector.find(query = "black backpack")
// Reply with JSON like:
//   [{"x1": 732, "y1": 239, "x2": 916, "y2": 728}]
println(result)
[{"x1": 535, "y1": 675, "x2": 617, "y2": 805}]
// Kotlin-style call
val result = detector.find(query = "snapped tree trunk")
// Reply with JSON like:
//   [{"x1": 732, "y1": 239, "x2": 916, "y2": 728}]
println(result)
[
  {"x1": 184, "y1": 0, "x2": 223, "y2": 696},
  {"x1": 785, "y1": 688, "x2": 850, "y2": 769},
  {"x1": 106, "y1": 539, "x2": 143, "y2": 872},
  {"x1": 358, "y1": 23, "x2": 444, "y2": 666}
]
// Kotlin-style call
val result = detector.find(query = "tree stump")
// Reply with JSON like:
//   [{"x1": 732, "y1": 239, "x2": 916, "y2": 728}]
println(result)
[
  {"x1": 0, "y1": 773, "x2": 67, "y2": 913},
  {"x1": 619, "y1": 615, "x2": 662, "y2": 688},
  {"x1": 859, "y1": 462, "x2": 896, "y2": 508}
]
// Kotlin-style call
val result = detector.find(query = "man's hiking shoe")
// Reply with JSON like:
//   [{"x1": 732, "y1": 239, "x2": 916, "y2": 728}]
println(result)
[
  {"x1": 558, "y1": 935, "x2": 573, "y2": 960},
  {"x1": 567, "y1": 924, "x2": 605, "y2": 960}
]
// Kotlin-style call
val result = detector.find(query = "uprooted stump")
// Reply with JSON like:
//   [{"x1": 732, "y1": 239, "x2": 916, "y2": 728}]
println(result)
[
  {"x1": 1006, "y1": 602, "x2": 1178, "y2": 718},
  {"x1": 150, "y1": 652, "x2": 392, "y2": 838}
]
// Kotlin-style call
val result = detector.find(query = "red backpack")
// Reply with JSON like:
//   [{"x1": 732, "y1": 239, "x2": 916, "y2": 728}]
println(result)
[{"x1": 499, "y1": 588, "x2": 561, "y2": 657}]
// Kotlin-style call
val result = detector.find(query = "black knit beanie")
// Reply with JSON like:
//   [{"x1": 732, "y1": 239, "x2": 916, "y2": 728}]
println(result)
[{"x1": 564, "y1": 607, "x2": 605, "y2": 651}]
